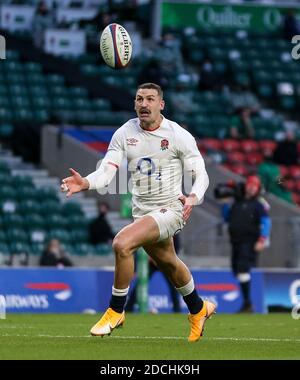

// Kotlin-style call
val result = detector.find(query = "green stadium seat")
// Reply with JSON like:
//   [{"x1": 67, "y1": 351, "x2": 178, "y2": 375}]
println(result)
[
  {"x1": 94, "y1": 243, "x2": 113, "y2": 256},
  {"x1": 81, "y1": 64, "x2": 99, "y2": 76},
  {"x1": 253, "y1": 70, "x2": 273, "y2": 84},
  {"x1": 257, "y1": 84, "x2": 274, "y2": 98},
  {"x1": 11, "y1": 96, "x2": 31, "y2": 108},
  {"x1": 92, "y1": 98, "x2": 112, "y2": 111},
  {"x1": 18, "y1": 199, "x2": 42, "y2": 215},
  {"x1": 10, "y1": 242, "x2": 30, "y2": 254},
  {"x1": 0, "y1": 108, "x2": 13, "y2": 122},
  {"x1": 67, "y1": 214, "x2": 88, "y2": 229},
  {"x1": 12, "y1": 175, "x2": 34, "y2": 187},
  {"x1": 23, "y1": 62, "x2": 42, "y2": 73},
  {"x1": 6, "y1": 228, "x2": 28, "y2": 243},
  {"x1": 279, "y1": 96, "x2": 296, "y2": 110},
  {"x1": 101, "y1": 75, "x2": 122, "y2": 87},
  {"x1": 0, "y1": 173, "x2": 13, "y2": 185},
  {"x1": 62, "y1": 202, "x2": 83, "y2": 216},
  {"x1": 40, "y1": 201, "x2": 61, "y2": 215},
  {"x1": 0, "y1": 161, "x2": 10, "y2": 174},
  {"x1": 214, "y1": 61, "x2": 227, "y2": 74},
  {"x1": 45, "y1": 214, "x2": 67, "y2": 229},
  {"x1": 13, "y1": 108, "x2": 34, "y2": 122},
  {"x1": 49, "y1": 86, "x2": 68, "y2": 97},
  {"x1": 26, "y1": 73, "x2": 46, "y2": 85},
  {"x1": 207, "y1": 47, "x2": 225, "y2": 61},
  {"x1": 5, "y1": 73, "x2": 26, "y2": 84},
  {"x1": 70, "y1": 229, "x2": 88, "y2": 243},
  {"x1": 0, "y1": 124, "x2": 14, "y2": 137},
  {"x1": 0, "y1": 94, "x2": 10, "y2": 107},
  {"x1": 59, "y1": 243, "x2": 74, "y2": 255},
  {"x1": 47, "y1": 74, "x2": 65, "y2": 86},
  {"x1": 51, "y1": 97, "x2": 72, "y2": 110},
  {"x1": 0, "y1": 186, "x2": 17, "y2": 201},
  {"x1": 3, "y1": 61, "x2": 23, "y2": 72},
  {"x1": 73, "y1": 243, "x2": 95, "y2": 256},
  {"x1": 37, "y1": 188, "x2": 59, "y2": 202},
  {"x1": 47, "y1": 229, "x2": 71, "y2": 243},
  {"x1": 33, "y1": 110, "x2": 49, "y2": 123},
  {"x1": 75, "y1": 110, "x2": 96, "y2": 125},
  {"x1": 24, "y1": 214, "x2": 45, "y2": 229},
  {"x1": 9, "y1": 84, "x2": 28, "y2": 96},
  {"x1": 3, "y1": 214, "x2": 24, "y2": 229},
  {"x1": 17, "y1": 187, "x2": 39, "y2": 201},
  {"x1": 73, "y1": 98, "x2": 91, "y2": 111},
  {"x1": 54, "y1": 110, "x2": 74, "y2": 123},
  {"x1": 68, "y1": 87, "x2": 88, "y2": 98},
  {"x1": 234, "y1": 72, "x2": 251, "y2": 87},
  {"x1": 5, "y1": 50, "x2": 20, "y2": 61},
  {"x1": 31, "y1": 97, "x2": 51, "y2": 109},
  {"x1": 0, "y1": 85, "x2": 8, "y2": 95},
  {"x1": 0, "y1": 231, "x2": 6, "y2": 242},
  {"x1": 30, "y1": 243, "x2": 44, "y2": 255},
  {"x1": 189, "y1": 50, "x2": 204, "y2": 63},
  {"x1": 274, "y1": 71, "x2": 289, "y2": 82},
  {"x1": 28, "y1": 85, "x2": 48, "y2": 97},
  {"x1": 0, "y1": 243, "x2": 10, "y2": 255}
]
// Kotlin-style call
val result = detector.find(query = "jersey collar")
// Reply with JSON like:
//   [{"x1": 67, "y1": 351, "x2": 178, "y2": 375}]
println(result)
[{"x1": 138, "y1": 115, "x2": 165, "y2": 133}]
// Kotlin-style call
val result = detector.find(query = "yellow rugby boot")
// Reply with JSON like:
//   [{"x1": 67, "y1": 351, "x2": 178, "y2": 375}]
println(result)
[
  {"x1": 188, "y1": 300, "x2": 216, "y2": 342},
  {"x1": 90, "y1": 308, "x2": 125, "y2": 337}
]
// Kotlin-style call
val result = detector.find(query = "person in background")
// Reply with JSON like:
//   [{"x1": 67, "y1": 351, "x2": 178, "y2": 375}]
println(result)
[
  {"x1": 273, "y1": 130, "x2": 298, "y2": 167},
  {"x1": 228, "y1": 85, "x2": 260, "y2": 139},
  {"x1": 89, "y1": 201, "x2": 115, "y2": 245},
  {"x1": 221, "y1": 176, "x2": 271, "y2": 313},
  {"x1": 32, "y1": 0, "x2": 55, "y2": 48},
  {"x1": 258, "y1": 149, "x2": 294, "y2": 204},
  {"x1": 40, "y1": 239, "x2": 73, "y2": 267},
  {"x1": 283, "y1": 9, "x2": 300, "y2": 41}
]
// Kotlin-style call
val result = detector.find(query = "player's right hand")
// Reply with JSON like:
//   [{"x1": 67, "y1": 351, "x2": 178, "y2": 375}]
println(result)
[{"x1": 61, "y1": 168, "x2": 90, "y2": 198}]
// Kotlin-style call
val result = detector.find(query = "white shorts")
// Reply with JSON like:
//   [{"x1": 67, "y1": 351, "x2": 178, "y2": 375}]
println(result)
[{"x1": 133, "y1": 200, "x2": 185, "y2": 241}]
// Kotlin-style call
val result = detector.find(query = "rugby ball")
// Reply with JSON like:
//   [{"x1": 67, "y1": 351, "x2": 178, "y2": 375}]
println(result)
[{"x1": 100, "y1": 23, "x2": 132, "y2": 69}]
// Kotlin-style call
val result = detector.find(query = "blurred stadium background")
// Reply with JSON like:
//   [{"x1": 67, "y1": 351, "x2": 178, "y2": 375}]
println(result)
[{"x1": 0, "y1": 0, "x2": 300, "y2": 318}]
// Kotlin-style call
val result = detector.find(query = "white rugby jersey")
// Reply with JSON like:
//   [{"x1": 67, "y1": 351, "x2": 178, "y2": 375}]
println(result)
[{"x1": 86, "y1": 116, "x2": 209, "y2": 212}]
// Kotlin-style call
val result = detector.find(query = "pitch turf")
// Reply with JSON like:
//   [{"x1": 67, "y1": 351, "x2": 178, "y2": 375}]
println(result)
[{"x1": 0, "y1": 313, "x2": 299, "y2": 360}]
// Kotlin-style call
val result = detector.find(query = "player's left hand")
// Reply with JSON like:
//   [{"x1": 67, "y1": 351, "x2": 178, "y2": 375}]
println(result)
[{"x1": 178, "y1": 194, "x2": 198, "y2": 222}]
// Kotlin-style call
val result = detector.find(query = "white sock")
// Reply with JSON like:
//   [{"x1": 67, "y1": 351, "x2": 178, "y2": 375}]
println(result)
[
  {"x1": 176, "y1": 277, "x2": 194, "y2": 297},
  {"x1": 112, "y1": 286, "x2": 129, "y2": 297}
]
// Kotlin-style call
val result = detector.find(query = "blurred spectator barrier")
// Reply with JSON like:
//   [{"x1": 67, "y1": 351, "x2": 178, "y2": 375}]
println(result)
[
  {"x1": 44, "y1": 29, "x2": 86, "y2": 57},
  {"x1": 1, "y1": 267, "x2": 300, "y2": 314},
  {"x1": 0, "y1": 5, "x2": 35, "y2": 32}
]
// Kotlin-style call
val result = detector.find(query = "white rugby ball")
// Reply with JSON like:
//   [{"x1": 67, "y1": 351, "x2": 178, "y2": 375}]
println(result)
[{"x1": 100, "y1": 23, "x2": 132, "y2": 69}]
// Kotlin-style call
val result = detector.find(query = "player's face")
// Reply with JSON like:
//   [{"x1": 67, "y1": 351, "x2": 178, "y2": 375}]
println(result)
[{"x1": 134, "y1": 89, "x2": 165, "y2": 125}]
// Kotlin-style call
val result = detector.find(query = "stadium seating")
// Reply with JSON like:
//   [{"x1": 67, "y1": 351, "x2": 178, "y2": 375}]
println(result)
[
  {"x1": 0, "y1": 50, "x2": 129, "y2": 131},
  {"x1": 0, "y1": 157, "x2": 113, "y2": 258}
]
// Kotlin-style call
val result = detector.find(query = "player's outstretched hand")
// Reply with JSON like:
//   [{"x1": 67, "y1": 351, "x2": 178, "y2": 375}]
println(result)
[
  {"x1": 178, "y1": 194, "x2": 198, "y2": 222},
  {"x1": 61, "y1": 168, "x2": 89, "y2": 198}
]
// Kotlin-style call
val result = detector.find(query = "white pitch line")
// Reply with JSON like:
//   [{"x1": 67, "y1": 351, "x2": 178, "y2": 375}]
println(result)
[{"x1": 0, "y1": 333, "x2": 300, "y2": 343}]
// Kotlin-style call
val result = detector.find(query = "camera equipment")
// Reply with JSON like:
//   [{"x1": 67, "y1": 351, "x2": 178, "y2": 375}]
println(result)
[{"x1": 214, "y1": 181, "x2": 245, "y2": 200}]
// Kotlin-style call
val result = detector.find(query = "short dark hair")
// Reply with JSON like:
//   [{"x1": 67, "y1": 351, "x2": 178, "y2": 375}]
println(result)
[{"x1": 137, "y1": 83, "x2": 163, "y2": 98}]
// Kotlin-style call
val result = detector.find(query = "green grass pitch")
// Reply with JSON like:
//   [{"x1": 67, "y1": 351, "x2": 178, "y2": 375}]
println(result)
[{"x1": 0, "y1": 313, "x2": 299, "y2": 360}]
